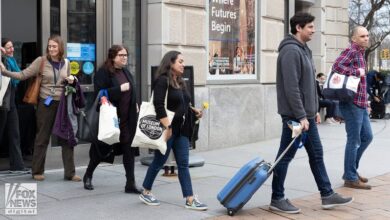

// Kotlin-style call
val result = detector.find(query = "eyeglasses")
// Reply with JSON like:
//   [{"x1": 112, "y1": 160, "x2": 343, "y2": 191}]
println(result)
[
  {"x1": 5, "y1": 46, "x2": 13, "y2": 50},
  {"x1": 117, "y1": 54, "x2": 128, "y2": 58}
]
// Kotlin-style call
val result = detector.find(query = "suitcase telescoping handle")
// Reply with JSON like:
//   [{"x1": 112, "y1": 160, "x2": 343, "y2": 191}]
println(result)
[{"x1": 267, "y1": 133, "x2": 304, "y2": 174}]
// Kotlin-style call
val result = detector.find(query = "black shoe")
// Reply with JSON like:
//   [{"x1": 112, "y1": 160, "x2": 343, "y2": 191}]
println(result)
[
  {"x1": 125, "y1": 181, "x2": 143, "y2": 194},
  {"x1": 83, "y1": 175, "x2": 94, "y2": 190}
]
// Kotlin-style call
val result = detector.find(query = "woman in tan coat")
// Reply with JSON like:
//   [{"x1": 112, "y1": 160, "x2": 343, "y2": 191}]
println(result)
[{"x1": 0, "y1": 35, "x2": 81, "y2": 181}]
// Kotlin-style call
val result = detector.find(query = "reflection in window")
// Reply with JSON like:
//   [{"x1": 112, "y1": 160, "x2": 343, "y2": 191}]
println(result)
[
  {"x1": 50, "y1": 0, "x2": 61, "y2": 36},
  {"x1": 67, "y1": 0, "x2": 96, "y2": 84},
  {"x1": 122, "y1": 0, "x2": 141, "y2": 99}
]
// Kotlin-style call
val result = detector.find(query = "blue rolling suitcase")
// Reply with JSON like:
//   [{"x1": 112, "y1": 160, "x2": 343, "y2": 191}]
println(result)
[{"x1": 217, "y1": 134, "x2": 301, "y2": 216}]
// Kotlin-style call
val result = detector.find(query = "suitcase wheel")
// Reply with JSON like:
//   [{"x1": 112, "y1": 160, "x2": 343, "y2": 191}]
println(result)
[{"x1": 227, "y1": 209, "x2": 235, "y2": 216}]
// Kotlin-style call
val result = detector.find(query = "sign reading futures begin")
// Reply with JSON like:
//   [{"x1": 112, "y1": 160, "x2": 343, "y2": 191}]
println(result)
[
  {"x1": 209, "y1": 0, "x2": 239, "y2": 41},
  {"x1": 208, "y1": 0, "x2": 256, "y2": 80}
]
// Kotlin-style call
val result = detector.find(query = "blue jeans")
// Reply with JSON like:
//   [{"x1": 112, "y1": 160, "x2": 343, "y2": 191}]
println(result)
[
  {"x1": 339, "y1": 102, "x2": 373, "y2": 181},
  {"x1": 271, "y1": 116, "x2": 334, "y2": 200},
  {"x1": 142, "y1": 135, "x2": 193, "y2": 197}
]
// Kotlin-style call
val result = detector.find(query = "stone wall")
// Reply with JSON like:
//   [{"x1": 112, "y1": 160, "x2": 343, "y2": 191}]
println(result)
[
  {"x1": 144, "y1": 0, "x2": 350, "y2": 151},
  {"x1": 308, "y1": 0, "x2": 349, "y2": 74}
]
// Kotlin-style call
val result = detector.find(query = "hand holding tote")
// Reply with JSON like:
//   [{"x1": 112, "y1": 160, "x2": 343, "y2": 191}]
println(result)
[{"x1": 97, "y1": 91, "x2": 120, "y2": 145}]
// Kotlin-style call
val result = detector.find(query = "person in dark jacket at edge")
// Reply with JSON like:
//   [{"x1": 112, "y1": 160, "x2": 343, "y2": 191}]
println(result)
[
  {"x1": 0, "y1": 38, "x2": 30, "y2": 174},
  {"x1": 366, "y1": 70, "x2": 384, "y2": 103},
  {"x1": 82, "y1": 45, "x2": 142, "y2": 194},
  {"x1": 270, "y1": 12, "x2": 353, "y2": 214}
]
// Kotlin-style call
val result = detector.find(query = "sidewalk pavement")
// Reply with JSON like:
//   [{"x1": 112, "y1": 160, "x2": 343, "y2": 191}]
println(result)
[
  {"x1": 0, "y1": 119, "x2": 389, "y2": 220},
  {"x1": 212, "y1": 173, "x2": 390, "y2": 220}
]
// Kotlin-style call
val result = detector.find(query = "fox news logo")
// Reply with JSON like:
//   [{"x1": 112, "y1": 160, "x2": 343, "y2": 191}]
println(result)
[{"x1": 5, "y1": 183, "x2": 37, "y2": 215}]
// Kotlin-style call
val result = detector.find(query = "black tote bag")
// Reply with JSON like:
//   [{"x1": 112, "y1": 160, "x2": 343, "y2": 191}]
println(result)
[{"x1": 77, "y1": 95, "x2": 100, "y2": 142}]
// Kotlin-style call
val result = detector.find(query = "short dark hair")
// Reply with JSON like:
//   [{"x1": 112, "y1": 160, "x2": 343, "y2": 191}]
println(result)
[
  {"x1": 376, "y1": 72, "x2": 385, "y2": 81},
  {"x1": 1, "y1": 38, "x2": 12, "y2": 47},
  {"x1": 316, "y1": 72, "x2": 325, "y2": 78},
  {"x1": 290, "y1": 12, "x2": 315, "y2": 35}
]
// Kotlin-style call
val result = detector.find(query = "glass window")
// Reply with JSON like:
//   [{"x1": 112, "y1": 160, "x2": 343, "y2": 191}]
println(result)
[
  {"x1": 208, "y1": 0, "x2": 256, "y2": 80},
  {"x1": 50, "y1": 0, "x2": 61, "y2": 36},
  {"x1": 122, "y1": 0, "x2": 141, "y2": 97},
  {"x1": 67, "y1": 0, "x2": 96, "y2": 84}
]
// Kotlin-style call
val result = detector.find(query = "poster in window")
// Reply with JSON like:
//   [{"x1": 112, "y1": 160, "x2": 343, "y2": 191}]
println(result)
[{"x1": 208, "y1": 0, "x2": 256, "y2": 79}]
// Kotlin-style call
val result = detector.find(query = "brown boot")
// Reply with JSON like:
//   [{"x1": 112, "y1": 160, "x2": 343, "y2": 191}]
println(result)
[
  {"x1": 65, "y1": 175, "x2": 82, "y2": 182},
  {"x1": 358, "y1": 174, "x2": 368, "y2": 183},
  {"x1": 344, "y1": 180, "x2": 371, "y2": 190},
  {"x1": 33, "y1": 175, "x2": 45, "y2": 181},
  {"x1": 70, "y1": 175, "x2": 82, "y2": 182}
]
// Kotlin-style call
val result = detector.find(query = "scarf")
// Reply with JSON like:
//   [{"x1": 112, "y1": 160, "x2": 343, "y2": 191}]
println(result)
[{"x1": 5, "y1": 56, "x2": 21, "y2": 87}]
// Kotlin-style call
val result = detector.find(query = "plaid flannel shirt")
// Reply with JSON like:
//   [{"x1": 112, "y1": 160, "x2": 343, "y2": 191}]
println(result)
[{"x1": 332, "y1": 42, "x2": 368, "y2": 108}]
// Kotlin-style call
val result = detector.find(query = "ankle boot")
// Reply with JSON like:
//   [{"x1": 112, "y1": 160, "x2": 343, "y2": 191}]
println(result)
[
  {"x1": 125, "y1": 180, "x2": 143, "y2": 194},
  {"x1": 83, "y1": 174, "x2": 94, "y2": 190}
]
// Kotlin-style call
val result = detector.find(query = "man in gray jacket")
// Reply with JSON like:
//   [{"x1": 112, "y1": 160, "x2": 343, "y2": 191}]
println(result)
[{"x1": 270, "y1": 12, "x2": 353, "y2": 214}]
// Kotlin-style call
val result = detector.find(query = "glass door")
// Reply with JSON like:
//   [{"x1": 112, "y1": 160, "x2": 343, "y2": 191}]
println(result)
[
  {"x1": 43, "y1": 0, "x2": 105, "y2": 91},
  {"x1": 66, "y1": 0, "x2": 96, "y2": 85},
  {"x1": 42, "y1": 0, "x2": 106, "y2": 146}
]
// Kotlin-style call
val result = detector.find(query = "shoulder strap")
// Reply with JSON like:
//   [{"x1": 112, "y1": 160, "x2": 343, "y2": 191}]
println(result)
[
  {"x1": 64, "y1": 58, "x2": 70, "y2": 76},
  {"x1": 38, "y1": 56, "x2": 46, "y2": 76},
  {"x1": 164, "y1": 77, "x2": 169, "y2": 108}
]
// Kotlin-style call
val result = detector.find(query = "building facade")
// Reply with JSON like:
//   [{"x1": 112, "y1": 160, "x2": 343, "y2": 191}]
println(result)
[{"x1": 0, "y1": 0, "x2": 349, "y2": 163}]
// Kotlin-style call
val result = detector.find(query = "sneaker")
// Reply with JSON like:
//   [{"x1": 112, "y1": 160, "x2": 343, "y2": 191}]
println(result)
[
  {"x1": 321, "y1": 193, "x2": 353, "y2": 209},
  {"x1": 269, "y1": 198, "x2": 301, "y2": 214},
  {"x1": 185, "y1": 195, "x2": 208, "y2": 211},
  {"x1": 329, "y1": 117, "x2": 341, "y2": 124},
  {"x1": 325, "y1": 118, "x2": 338, "y2": 125},
  {"x1": 9, "y1": 168, "x2": 31, "y2": 174},
  {"x1": 139, "y1": 191, "x2": 160, "y2": 206},
  {"x1": 344, "y1": 180, "x2": 371, "y2": 190}
]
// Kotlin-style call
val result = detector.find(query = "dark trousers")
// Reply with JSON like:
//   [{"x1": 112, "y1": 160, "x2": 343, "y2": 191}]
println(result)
[
  {"x1": 319, "y1": 99, "x2": 336, "y2": 119},
  {"x1": 0, "y1": 108, "x2": 25, "y2": 170},
  {"x1": 85, "y1": 143, "x2": 136, "y2": 182},
  {"x1": 32, "y1": 100, "x2": 76, "y2": 178},
  {"x1": 142, "y1": 135, "x2": 193, "y2": 197},
  {"x1": 271, "y1": 116, "x2": 334, "y2": 200}
]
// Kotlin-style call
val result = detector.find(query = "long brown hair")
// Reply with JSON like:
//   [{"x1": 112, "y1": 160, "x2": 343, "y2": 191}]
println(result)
[
  {"x1": 46, "y1": 35, "x2": 65, "y2": 61},
  {"x1": 154, "y1": 50, "x2": 186, "y2": 89},
  {"x1": 103, "y1": 44, "x2": 128, "y2": 74}
]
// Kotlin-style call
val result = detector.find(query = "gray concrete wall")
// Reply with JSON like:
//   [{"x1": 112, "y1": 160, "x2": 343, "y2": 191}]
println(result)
[
  {"x1": 193, "y1": 84, "x2": 280, "y2": 151},
  {"x1": 308, "y1": 0, "x2": 349, "y2": 74},
  {"x1": 1, "y1": 0, "x2": 37, "y2": 43}
]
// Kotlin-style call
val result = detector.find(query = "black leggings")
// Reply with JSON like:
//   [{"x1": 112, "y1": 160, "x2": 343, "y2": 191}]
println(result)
[{"x1": 85, "y1": 143, "x2": 135, "y2": 182}]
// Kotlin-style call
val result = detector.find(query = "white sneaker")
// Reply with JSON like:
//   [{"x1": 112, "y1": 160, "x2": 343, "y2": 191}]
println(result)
[
  {"x1": 325, "y1": 118, "x2": 338, "y2": 125},
  {"x1": 329, "y1": 117, "x2": 340, "y2": 124}
]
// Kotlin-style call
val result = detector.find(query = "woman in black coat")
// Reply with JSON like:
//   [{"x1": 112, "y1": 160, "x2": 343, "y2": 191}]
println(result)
[{"x1": 83, "y1": 45, "x2": 142, "y2": 193}]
